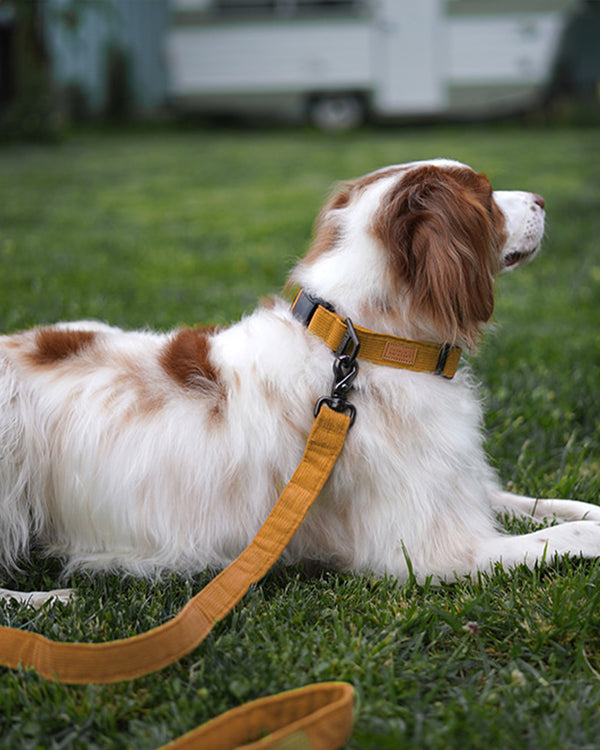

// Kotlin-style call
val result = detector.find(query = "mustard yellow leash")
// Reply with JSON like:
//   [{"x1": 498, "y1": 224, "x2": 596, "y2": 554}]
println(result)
[{"x1": 0, "y1": 295, "x2": 460, "y2": 748}]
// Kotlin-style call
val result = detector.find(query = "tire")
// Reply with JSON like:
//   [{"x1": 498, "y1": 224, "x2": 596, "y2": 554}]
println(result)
[{"x1": 308, "y1": 94, "x2": 366, "y2": 131}]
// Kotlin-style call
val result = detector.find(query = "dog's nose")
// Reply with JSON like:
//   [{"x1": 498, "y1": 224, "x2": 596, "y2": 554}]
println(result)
[{"x1": 532, "y1": 193, "x2": 545, "y2": 209}]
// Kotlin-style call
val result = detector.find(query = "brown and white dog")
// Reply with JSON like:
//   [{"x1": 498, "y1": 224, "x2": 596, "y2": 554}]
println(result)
[{"x1": 2, "y1": 158, "x2": 599, "y2": 607}]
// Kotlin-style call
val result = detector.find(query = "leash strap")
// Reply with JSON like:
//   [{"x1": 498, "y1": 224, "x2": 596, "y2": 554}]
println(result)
[
  {"x1": 162, "y1": 682, "x2": 354, "y2": 750},
  {"x1": 0, "y1": 406, "x2": 354, "y2": 749},
  {"x1": 291, "y1": 289, "x2": 461, "y2": 378}
]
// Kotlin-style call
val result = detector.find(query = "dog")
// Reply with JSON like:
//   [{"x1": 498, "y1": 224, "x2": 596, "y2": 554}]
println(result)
[{"x1": 2, "y1": 158, "x2": 599, "y2": 608}]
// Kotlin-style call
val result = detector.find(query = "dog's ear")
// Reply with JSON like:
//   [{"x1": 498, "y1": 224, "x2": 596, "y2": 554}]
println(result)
[{"x1": 374, "y1": 166, "x2": 500, "y2": 347}]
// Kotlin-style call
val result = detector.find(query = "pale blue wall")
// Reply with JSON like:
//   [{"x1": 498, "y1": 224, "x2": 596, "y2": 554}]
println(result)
[{"x1": 44, "y1": 0, "x2": 169, "y2": 115}]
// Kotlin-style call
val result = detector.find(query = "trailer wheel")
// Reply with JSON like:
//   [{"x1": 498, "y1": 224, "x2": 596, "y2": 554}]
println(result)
[{"x1": 308, "y1": 94, "x2": 366, "y2": 131}]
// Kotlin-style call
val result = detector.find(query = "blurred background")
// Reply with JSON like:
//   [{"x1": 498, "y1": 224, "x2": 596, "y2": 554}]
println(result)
[
  {"x1": 1, "y1": 7, "x2": 600, "y2": 747},
  {"x1": 1, "y1": 0, "x2": 599, "y2": 138}
]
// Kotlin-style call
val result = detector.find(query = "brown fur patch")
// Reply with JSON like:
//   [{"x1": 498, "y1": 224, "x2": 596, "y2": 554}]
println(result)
[
  {"x1": 29, "y1": 328, "x2": 96, "y2": 366},
  {"x1": 372, "y1": 165, "x2": 503, "y2": 347},
  {"x1": 349, "y1": 166, "x2": 405, "y2": 193},
  {"x1": 160, "y1": 326, "x2": 221, "y2": 392},
  {"x1": 295, "y1": 167, "x2": 405, "y2": 273}
]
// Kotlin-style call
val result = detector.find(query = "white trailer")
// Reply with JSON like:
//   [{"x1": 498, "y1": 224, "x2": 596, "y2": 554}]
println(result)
[{"x1": 166, "y1": 0, "x2": 577, "y2": 128}]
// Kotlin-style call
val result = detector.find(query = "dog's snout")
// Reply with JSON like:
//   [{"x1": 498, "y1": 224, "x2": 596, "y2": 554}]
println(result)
[{"x1": 532, "y1": 193, "x2": 545, "y2": 210}]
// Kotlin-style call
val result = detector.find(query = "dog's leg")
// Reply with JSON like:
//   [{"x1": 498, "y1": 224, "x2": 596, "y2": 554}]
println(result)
[
  {"x1": 493, "y1": 491, "x2": 600, "y2": 523},
  {"x1": 476, "y1": 520, "x2": 600, "y2": 573},
  {"x1": 0, "y1": 587, "x2": 74, "y2": 609}
]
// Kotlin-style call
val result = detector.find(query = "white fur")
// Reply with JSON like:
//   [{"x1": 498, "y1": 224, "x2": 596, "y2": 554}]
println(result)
[
  {"x1": 494, "y1": 190, "x2": 546, "y2": 269},
  {"x1": 1, "y1": 159, "x2": 598, "y2": 608}
]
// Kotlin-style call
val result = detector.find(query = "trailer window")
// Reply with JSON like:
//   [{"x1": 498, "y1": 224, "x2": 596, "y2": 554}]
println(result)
[{"x1": 212, "y1": 0, "x2": 366, "y2": 19}]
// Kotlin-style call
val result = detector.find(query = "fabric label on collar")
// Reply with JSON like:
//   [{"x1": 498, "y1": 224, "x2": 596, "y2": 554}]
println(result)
[{"x1": 382, "y1": 342, "x2": 418, "y2": 365}]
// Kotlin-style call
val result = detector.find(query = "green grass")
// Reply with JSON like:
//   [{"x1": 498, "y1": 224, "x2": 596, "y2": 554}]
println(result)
[{"x1": 1, "y1": 124, "x2": 599, "y2": 749}]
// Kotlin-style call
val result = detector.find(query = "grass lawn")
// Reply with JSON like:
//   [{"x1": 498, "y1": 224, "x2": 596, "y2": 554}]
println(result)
[{"x1": 0, "y1": 123, "x2": 599, "y2": 749}]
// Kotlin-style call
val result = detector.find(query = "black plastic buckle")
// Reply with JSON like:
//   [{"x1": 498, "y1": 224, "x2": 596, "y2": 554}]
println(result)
[{"x1": 291, "y1": 289, "x2": 335, "y2": 327}]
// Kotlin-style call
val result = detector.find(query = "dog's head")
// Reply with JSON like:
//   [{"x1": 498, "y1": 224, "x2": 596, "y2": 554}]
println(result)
[{"x1": 290, "y1": 159, "x2": 545, "y2": 348}]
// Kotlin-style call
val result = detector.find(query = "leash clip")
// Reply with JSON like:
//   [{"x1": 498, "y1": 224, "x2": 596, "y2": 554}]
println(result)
[{"x1": 315, "y1": 318, "x2": 360, "y2": 427}]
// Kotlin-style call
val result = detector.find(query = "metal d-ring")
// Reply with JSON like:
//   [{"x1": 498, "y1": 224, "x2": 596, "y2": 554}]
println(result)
[{"x1": 314, "y1": 318, "x2": 360, "y2": 427}]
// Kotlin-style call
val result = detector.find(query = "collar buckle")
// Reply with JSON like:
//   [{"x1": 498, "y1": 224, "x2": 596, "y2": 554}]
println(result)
[
  {"x1": 291, "y1": 288, "x2": 461, "y2": 379},
  {"x1": 291, "y1": 289, "x2": 334, "y2": 327}
]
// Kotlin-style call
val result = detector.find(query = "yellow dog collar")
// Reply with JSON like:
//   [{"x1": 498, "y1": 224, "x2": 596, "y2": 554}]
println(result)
[{"x1": 291, "y1": 289, "x2": 462, "y2": 379}]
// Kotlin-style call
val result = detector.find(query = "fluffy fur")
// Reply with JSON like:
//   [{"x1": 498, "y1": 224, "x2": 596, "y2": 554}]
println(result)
[{"x1": 2, "y1": 158, "x2": 600, "y2": 607}]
